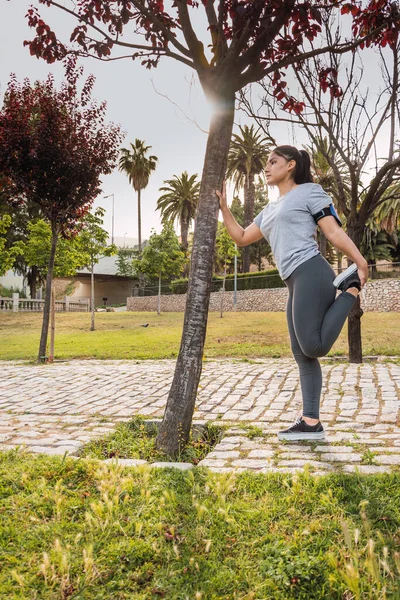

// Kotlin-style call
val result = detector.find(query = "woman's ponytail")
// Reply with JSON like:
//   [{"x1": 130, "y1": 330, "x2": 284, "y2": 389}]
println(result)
[
  {"x1": 273, "y1": 145, "x2": 314, "y2": 184},
  {"x1": 297, "y1": 150, "x2": 313, "y2": 184}
]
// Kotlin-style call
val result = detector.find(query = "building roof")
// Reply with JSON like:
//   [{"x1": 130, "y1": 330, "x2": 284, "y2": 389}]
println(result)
[{"x1": 77, "y1": 255, "x2": 123, "y2": 276}]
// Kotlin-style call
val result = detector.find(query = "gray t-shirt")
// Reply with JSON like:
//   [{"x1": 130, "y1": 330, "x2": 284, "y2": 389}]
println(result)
[{"x1": 254, "y1": 182, "x2": 335, "y2": 280}]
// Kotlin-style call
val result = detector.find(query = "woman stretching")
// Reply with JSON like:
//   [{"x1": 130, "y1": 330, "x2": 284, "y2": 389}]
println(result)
[{"x1": 216, "y1": 145, "x2": 368, "y2": 441}]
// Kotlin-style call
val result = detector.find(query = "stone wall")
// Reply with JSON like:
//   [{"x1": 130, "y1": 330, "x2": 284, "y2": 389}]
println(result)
[
  {"x1": 127, "y1": 278, "x2": 400, "y2": 312},
  {"x1": 360, "y1": 278, "x2": 400, "y2": 312}
]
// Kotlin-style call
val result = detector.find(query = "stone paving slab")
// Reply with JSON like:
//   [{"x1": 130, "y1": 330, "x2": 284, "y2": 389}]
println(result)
[{"x1": 0, "y1": 359, "x2": 399, "y2": 474}]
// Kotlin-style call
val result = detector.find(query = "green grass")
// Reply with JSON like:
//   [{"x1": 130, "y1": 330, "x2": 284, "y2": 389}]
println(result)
[
  {"x1": 1, "y1": 451, "x2": 400, "y2": 599},
  {"x1": 78, "y1": 416, "x2": 224, "y2": 464},
  {"x1": 0, "y1": 311, "x2": 399, "y2": 361}
]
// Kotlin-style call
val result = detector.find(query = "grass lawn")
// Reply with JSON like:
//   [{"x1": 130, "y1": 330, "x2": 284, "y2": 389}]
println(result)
[
  {"x1": 1, "y1": 451, "x2": 399, "y2": 599},
  {"x1": 0, "y1": 311, "x2": 399, "y2": 361}
]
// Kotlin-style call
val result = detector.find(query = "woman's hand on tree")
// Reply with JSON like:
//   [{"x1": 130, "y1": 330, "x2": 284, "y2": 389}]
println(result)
[
  {"x1": 357, "y1": 261, "x2": 369, "y2": 288},
  {"x1": 215, "y1": 180, "x2": 227, "y2": 210}
]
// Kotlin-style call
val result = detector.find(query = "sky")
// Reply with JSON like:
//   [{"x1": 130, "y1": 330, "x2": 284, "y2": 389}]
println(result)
[
  {"x1": 0, "y1": 1, "x2": 394, "y2": 246},
  {"x1": 1, "y1": 0, "x2": 233, "y2": 245}
]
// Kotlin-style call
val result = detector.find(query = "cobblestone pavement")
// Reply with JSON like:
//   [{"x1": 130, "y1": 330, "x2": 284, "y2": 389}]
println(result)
[{"x1": 0, "y1": 358, "x2": 399, "y2": 474}]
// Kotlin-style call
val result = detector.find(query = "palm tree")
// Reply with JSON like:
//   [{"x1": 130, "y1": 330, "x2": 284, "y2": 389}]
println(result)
[
  {"x1": 362, "y1": 182, "x2": 400, "y2": 275},
  {"x1": 371, "y1": 182, "x2": 400, "y2": 241},
  {"x1": 119, "y1": 139, "x2": 158, "y2": 254},
  {"x1": 157, "y1": 171, "x2": 200, "y2": 253},
  {"x1": 361, "y1": 222, "x2": 395, "y2": 275},
  {"x1": 226, "y1": 125, "x2": 270, "y2": 272}
]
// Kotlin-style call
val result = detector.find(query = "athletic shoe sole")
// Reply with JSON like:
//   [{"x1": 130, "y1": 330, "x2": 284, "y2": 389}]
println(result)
[
  {"x1": 277, "y1": 431, "x2": 325, "y2": 441},
  {"x1": 333, "y1": 263, "x2": 358, "y2": 288}
]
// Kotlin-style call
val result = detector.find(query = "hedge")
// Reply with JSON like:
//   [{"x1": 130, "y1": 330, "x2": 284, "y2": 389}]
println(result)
[{"x1": 170, "y1": 269, "x2": 285, "y2": 294}]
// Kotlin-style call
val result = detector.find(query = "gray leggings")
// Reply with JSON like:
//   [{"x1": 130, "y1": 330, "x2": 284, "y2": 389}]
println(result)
[{"x1": 284, "y1": 254, "x2": 357, "y2": 419}]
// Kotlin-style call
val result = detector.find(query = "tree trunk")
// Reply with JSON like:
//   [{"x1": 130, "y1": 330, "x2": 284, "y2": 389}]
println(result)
[
  {"x1": 257, "y1": 247, "x2": 263, "y2": 271},
  {"x1": 137, "y1": 188, "x2": 142, "y2": 254},
  {"x1": 220, "y1": 261, "x2": 227, "y2": 318},
  {"x1": 242, "y1": 172, "x2": 255, "y2": 273},
  {"x1": 158, "y1": 273, "x2": 161, "y2": 315},
  {"x1": 137, "y1": 188, "x2": 145, "y2": 295},
  {"x1": 48, "y1": 281, "x2": 56, "y2": 363},
  {"x1": 180, "y1": 216, "x2": 190, "y2": 277},
  {"x1": 38, "y1": 225, "x2": 59, "y2": 361},
  {"x1": 369, "y1": 259, "x2": 377, "y2": 278},
  {"x1": 29, "y1": 266, "x2": 38, "y2": 299},
  {"x1": 49, "y1": 283, "x2": 55, "y2": 363},
  {"x1": 155, "y1": 94, "x2": 235, "y2": 457},
  {"x1": 346, "y1": 221, "x2": 364, "y2": 363},
  {"x1": 90, "y1": 262, "x2": 95, "y2": 331},
  {"x1": 337, "y1": 250, "x2": 342, "y2": 272}
]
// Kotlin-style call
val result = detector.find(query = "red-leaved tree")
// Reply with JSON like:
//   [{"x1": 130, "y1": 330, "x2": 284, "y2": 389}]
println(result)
[
  {"x1": 18, "y1": 0, "x2": 400, "y2": 455},
  {"x1": 0, "y1": 58, "x2": 123, "y2": 360}
]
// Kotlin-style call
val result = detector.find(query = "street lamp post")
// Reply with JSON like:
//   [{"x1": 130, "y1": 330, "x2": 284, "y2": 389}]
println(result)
[
  {"x1": 103, "y1": 194, "x2": 115, "y2": 245},
  {"x1": 124, "y1": 232, "x2": 128, "y2": 248}
]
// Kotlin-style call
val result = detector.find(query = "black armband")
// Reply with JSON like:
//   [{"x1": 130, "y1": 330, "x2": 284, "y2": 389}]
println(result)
[{"x1": 312, "y1": 204, "x2": 342, "y2": 227}]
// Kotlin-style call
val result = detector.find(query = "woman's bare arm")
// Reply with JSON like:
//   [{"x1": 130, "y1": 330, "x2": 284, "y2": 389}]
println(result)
[
  {"x1": 216, "y1": 180, "x2": 264, "y2": 247},
  {"x1": 318, "y1": 216, "x2": 369, "y2": 287}
]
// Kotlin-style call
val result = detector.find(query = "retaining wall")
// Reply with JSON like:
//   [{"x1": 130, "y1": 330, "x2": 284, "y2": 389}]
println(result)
[{"x1": 127, "y1": 278, "x2": 400, "y2": 312}]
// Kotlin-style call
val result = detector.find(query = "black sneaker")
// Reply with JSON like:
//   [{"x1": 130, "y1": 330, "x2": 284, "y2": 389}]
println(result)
[
  {"x1": 278, "y1": 417, "x2": 325, "y2": 441},
  {"x1": 333, "y1": 264, "x2": 361, "y2": 292}
]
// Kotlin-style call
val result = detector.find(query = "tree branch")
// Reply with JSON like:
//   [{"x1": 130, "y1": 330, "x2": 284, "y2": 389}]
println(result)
[
  {"x1": 176, "y1": 0, "x2": 209, "y2": 72},
  {"x1": 74, "y1": 48, "x2": 194, "y2": 68},
  {"x1": 203, "y1": 0, "x2": 227, "y2": 64},
  {"x1": 44, "y1": 0, "x2": 194, "y2": 65},
  {"x1": 150, "y1": 79, "x2": 209, "y2": 134},
  {"x1": 130, "y1": 0, "x2": 192, "y2": 58},
  {"x1": 241, "y1": 20, "x2": 396, "y2": 87},
  {"x1": 235, "y1": 1, "x2": 295, "y2": 73},
  {"x1": 360, "y1": 157, "x2": 400, "y2": 221},
  {"x1": 388, "y1": 44, "x2": 399, "y2": 162}
]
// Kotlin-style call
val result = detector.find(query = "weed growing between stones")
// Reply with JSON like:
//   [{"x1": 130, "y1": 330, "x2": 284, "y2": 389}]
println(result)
[{"x1": 361, "y1": 449, "x2": 378, "y2": 466}]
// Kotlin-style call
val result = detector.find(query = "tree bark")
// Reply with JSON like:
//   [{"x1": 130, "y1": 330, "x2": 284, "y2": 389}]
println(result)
[
  {"x1": 180, "y1": 216, "x2": 190, "y2": 277},
  {"x1": 29, "y1": 266, "x2": 38, "y2": 299},
  {"x1": 137, "y1": 188, "x2": 142, "y2": 254},
  {"x1": 49, "y1": 283, "x2": 55, "y2": 363},
  {"x1": 38, "y1": 225, "x2": 59, "y2": 360},
  {"x1": 337, "y1": 250, "x2": 342, "y2": 272},
  {"x1": 242, "y1": 172, "x2": 255, "y2": 272},
  {"x1": 346, "y1": 221, "x2": 364, "y2": 363},
  {"x1": 156, "y1": 94, "x2": 235, "y2": 457},
  {"x1": 137, "y1": 188, "x2": 145, "y2": 295},
  {"x1": 220, "y1": 261, "x2": 227, "y2": 318},
  {"x1": 180, "y1": 216, "x2": 189, "y2": 252},
  {"x1": 369, "y1": 259, "x2": 377, "y2": 278},
  {"x1": 90, "y1": 262, "x2": 95, "y2": 331}
]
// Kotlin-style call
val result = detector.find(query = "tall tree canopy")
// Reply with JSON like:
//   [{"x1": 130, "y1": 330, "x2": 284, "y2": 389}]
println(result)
[
  {"x1": 0, "y1": 58, "x2": 123, "y2": 359},
  {"x1": 18, "y1": 0, "x2": 400, "y2": 454}
]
